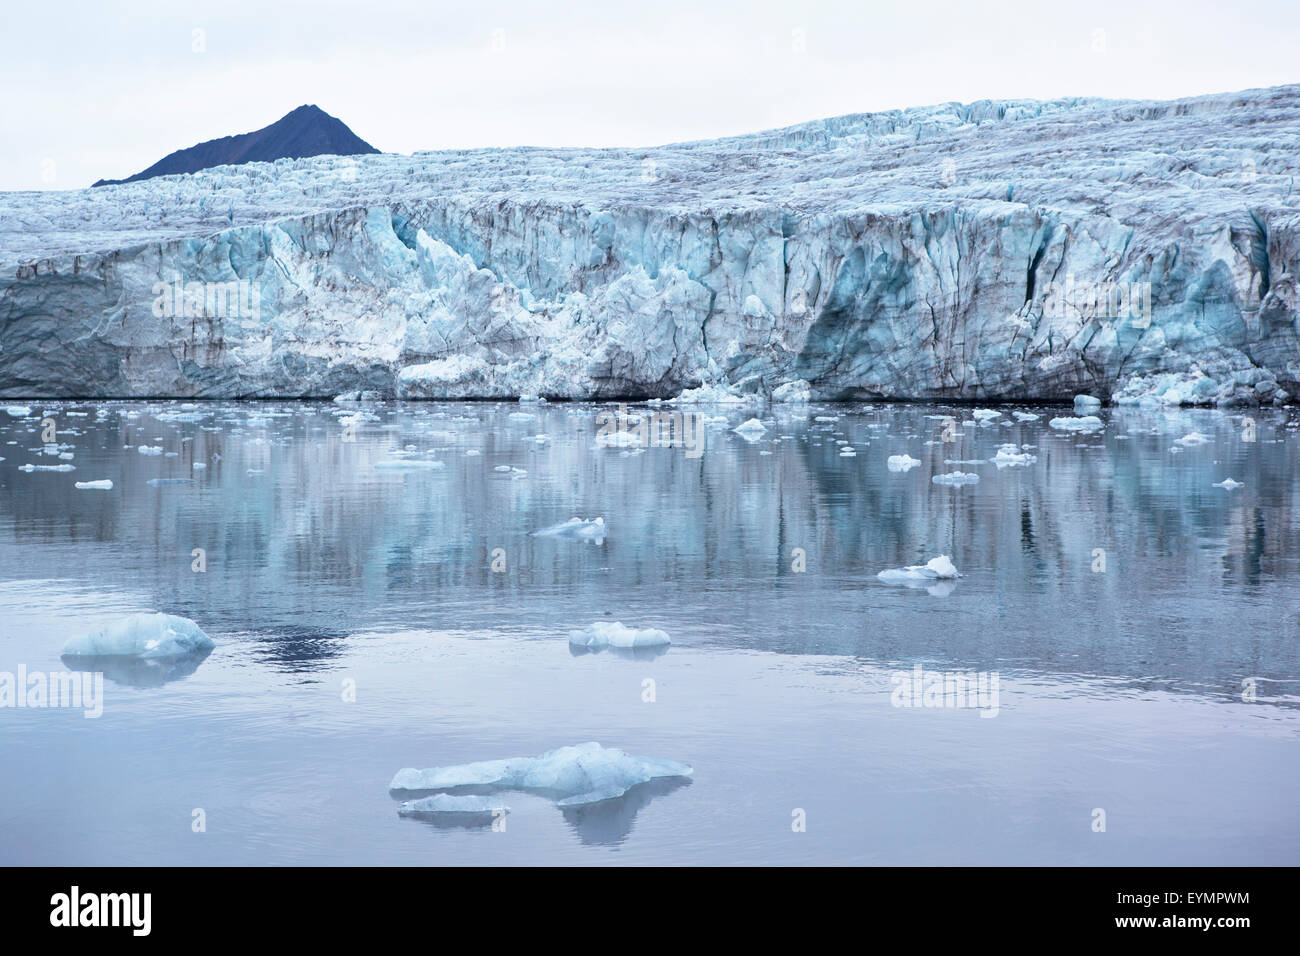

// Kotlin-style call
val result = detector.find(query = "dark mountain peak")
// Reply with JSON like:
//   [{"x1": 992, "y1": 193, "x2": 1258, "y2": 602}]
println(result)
[{"x1": 92, "y1": 106, "x2": 379, "y2": 187}]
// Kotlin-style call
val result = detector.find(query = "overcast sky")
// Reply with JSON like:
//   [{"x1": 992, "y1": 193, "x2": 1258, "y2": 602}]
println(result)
[{"x1": 4, "y1": 0, "x2": 1297, "y2": 190}]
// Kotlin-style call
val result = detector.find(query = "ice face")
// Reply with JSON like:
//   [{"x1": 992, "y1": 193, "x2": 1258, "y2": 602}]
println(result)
[
  {"x1": 389, "y1": 742, "x2": 693, "y2": 807},
  {"x1": 568, "y1": 622, "x2": 671, "y2": 649},
  {"x1": 62, "y1": 613, "x2": 214, "y2": 659},
  {"x1": 8, "y1": 87, "x2": 1296, "y2": 405}
]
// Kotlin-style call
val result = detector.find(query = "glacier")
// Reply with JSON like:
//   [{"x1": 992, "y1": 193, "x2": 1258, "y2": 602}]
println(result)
[{"x1": 3, "y1": 86, "x2": 1300, "y2": 404}]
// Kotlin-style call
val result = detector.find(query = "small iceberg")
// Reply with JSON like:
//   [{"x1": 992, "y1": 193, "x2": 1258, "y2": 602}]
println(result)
[
  {"x1": 389, "y1": 742, "x2": 693, "y2": 808},
  {"x1": 396, "y1": 794, "x2": 510, "y2": 820},
  {"x1": 568, "y1": 621, "x2": 671, "y2": 649},
  {"x1": 1175, "y1": 431, "x2": 1212, "y2": 447},
  {"x1": 375, "y1": 459, "x2": 445, "y2": 470},
  {"x1": 733, "y1": 418, "x2": 767, "y2": 440},
  {"x1": 62, "y1": 613, "x2": 214, "y2": 659},
  {"x1": 1073, "y1": 394, "x2": 1102, "y2": 412},
  {"x1": 932, "y1": 471, "x2": 980, "y2": 485},
  {"x1": 991, "y1": 444, "x2": 1037, "y2": 467},
  {"x1": 532, "y1": 516, "x2": 607, "y2": 540},
  {"x1": 137, "y1": 445, "x2": 164, "y2": 455},
  {"x1": 74, "y1": 479, "x2": 114, "y2": 490},
  {"x1": 1049, "y1": 415, "x2": 1104, "y2": 432},
  {"x1": 887, "y1": 454, "x2": 922, "y2": 471},
  {"x1": 5, "y1": 406, "x2": 31, "y2": 417},
  {"x1": 19, "y1": 463, "x2": 75, "y2": 473},
  {"x1": 877, "y1": 555, "x2": 961, "y2": 583},
  {"x1": 1012, "y1": 411, "x2": 1040, "y2": 422},
  {"x1": 1213, "y1": 478, "x2": 1244, "y2": 489},
  {"x1": 146, "y1": 477, "x2": 195, "y2": 486},
  {"x1": 972, "y1": 409, "x2": 1001, "y2": 421}
]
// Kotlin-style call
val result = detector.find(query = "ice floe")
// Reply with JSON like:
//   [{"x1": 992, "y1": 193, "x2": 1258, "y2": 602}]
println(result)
[
  {"x1": 74, "y1": 479, "x2": 114, "y2": 490},
  {"x1": 568, "y1": 622, "x2": 671, "y2": 649},
  {"x1": 62, "y1": 613, "x2": 214, "y2": 659},
  {"x1": 389, "y1": 742, "x2": 693, "y2": 807},
  {"x1": 532, "y1": 516, "x2": 607, "y2": 539},
  {"x1": 992, "y1": 444, "x2": 1038, "y2": 467},
  {"x1": 887, "y1": 454, "x2": 922, "y2": 471},
  {"x1": 877, "y1": 555, "x2": 961, "y2": 582},
  {"x1": 932, "y1": 471, "x2": 980, "y2": 485},
  {"x1": 1048, "y1": 415, "x2": 1104, "y2": 432},
  {"x1": 396, "y1": 794, "x2": 510, "y2": 819}
]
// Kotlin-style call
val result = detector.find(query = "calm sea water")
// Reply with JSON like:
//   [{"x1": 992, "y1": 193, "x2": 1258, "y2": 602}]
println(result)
[{"x1": 0, "y1": 399, "x2": 1297, "y2": 865}]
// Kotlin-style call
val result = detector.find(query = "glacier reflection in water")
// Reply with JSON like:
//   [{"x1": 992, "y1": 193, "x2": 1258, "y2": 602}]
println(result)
[{"x1": 0, "y1": 399, "x2": 1297, "y2": 865}]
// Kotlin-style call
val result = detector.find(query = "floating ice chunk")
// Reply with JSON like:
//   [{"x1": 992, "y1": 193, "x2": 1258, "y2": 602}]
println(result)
[
  {"x1": 1213, "y1": 478, "x2": 1244, "y2": 489},
  {"x1": 887, "y1": 454, "x2": 922, "y2": 471},
  {"x1": 1012, "y1": 411, "x2": 1040, "y2": 422},
  {"x1": 146, "y1": 477, "x2": 195, "y2": 486},
  {"x1": 63, "y1": 613, "x2": 214, "y2": 659},
  {"x1": 669, "y1": 383, "x2": 750, "y2": 405},
  {"x1": 877, "y1": 555, "x2": 961, "y2": 582},
  {"x1": 375, "y1": 459, "x2": 445, "y2": 470},
  {"x1": 19, "y1": 463, "x2": 75, "y2": 472},
  {"x1": 992, "y1": 444, "x2": 1038, "y2": 467},
  {"x1": 533, "y1": 516, "x2": 606, "y2": 539},
  {"x1": 932, "y1": 471, "x2": 980, "y2": 485},
  {"x1": 733, "y1": 418, "x2": 767, "y2": 440},
  {"x1": 396, "y1": 795, "x2": 510, "y2": 818},
  {"x1": 1175, "y1": 431, "x2": 1212, "y2": 447},
  {"x1": 192, "y1": 462, "x2": 206, "y2": 470},
  {"x1": 596, "y1": 430, "x2": 643, "y2": 448},
  {"x1": 1048, "y1": 415, "x2": 1103, "y2": 432},
  {"x1": 839, "y1": 447, "x2": 857, "y2": 457},
  {"x1": 973, "y1": 409, "x2": 1001, "y2": 421},
  {"x1": 389, "y1": 742, "x2": 693, "y2": 807},
  {"x1": 1073, "y1": 394, "x2": 1102, "y2": 412},
  {"x1": 507, "y1": 412, "x2": 536, "y2": 423},
  {"x1": 568, "y1": 622, "x2": 671, "y2": 649},
  {"x1": 5, "y1": 406, "x2": 31, "y2": 417},
  {"x1": 74, "y1": 479, "x2": 113, "y2": 490}
]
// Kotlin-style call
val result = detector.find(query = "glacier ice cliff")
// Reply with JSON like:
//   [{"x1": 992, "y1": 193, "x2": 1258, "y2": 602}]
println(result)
[{"x1": 3, "y1": 86, "x2": 1299, "y2": 404}]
